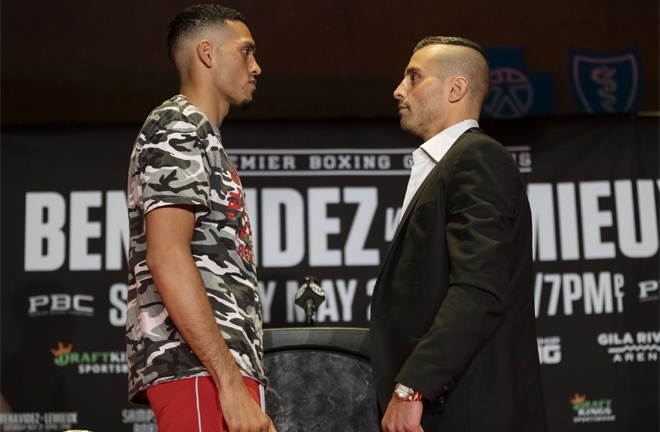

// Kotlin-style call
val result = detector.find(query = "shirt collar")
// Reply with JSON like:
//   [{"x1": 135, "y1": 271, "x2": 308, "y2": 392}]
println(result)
[{"x1": 419, "y1": 119, "x2": 480, "y2": 163}]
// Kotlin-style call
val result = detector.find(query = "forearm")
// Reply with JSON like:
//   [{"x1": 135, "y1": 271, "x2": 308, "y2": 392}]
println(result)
[
  {"x1": 396, "y1": 284, "x2": 503, "y2": 399},
  {"x1": 149, "y1": 251, "x2": 245, "y2": 392},
  {"x1": 141, "y1": 170, "x2": 275, "y2": 432},
  {"x1": 145, "y1": 205, "x2": 246, "y2": 394}
]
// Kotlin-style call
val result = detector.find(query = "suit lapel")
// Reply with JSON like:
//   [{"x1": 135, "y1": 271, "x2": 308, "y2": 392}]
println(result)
[
  {"x1": 376, "y1": 128, "x2": 484, "y2": 284},
  {"x1": 375, "y1": 158, "x2": 440, "y2": 285}
]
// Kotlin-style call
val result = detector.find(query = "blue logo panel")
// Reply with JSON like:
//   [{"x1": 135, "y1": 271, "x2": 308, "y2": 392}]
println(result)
[
  {"x1": 483, "y1": 47, "x2": 555, "y2": 119},
  {"x1": 568, "y1": 46, "x2": 643, "y2": 114}
]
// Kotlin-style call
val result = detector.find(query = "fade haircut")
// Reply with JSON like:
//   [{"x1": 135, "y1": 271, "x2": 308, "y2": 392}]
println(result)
[
  {"x1": 413, "y1": 36, "x2": 487, "y2": 58},
  {"x1": 414, "y1": 36, "x2": 491, "y2": 108},
  {"x1": 166, "y1": 4, "x2": 247, "y2": 60}
]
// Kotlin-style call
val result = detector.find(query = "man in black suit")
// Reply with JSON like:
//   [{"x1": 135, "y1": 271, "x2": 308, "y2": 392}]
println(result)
[{"x1": 370, "y1": 36, "x2": 547, "y2": 432}]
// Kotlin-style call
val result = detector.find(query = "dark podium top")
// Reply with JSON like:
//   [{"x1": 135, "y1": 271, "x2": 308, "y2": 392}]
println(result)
[{"x1": 263, "y1": 327, "x2": 379, "y2": 431}]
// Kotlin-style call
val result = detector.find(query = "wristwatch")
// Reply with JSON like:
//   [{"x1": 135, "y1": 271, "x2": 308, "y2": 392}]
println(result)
[{"x1": 394, "y1": 383, "x2": 423, "y2": 402}]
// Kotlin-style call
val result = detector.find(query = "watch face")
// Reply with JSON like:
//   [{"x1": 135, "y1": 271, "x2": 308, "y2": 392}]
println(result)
[{"x1": 395, "y1": 384, "x2": 410, "y2": 398}]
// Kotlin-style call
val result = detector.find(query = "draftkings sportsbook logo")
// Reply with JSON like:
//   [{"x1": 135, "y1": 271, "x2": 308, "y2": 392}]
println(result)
[
  {"x1": 51, "y1": 342, "x2": 128, "y2": 374},
  {"x1": 571, "y1": 393, "x2": 616, "y2": 423}
]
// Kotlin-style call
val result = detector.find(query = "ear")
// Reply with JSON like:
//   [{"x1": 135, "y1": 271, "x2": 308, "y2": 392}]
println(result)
[
  {"x1": 448, "y1": 76, "x2": 468, "y2": 103},
  {"x1": 197, "y1": 40, "x2": 214, "y2": 68}
]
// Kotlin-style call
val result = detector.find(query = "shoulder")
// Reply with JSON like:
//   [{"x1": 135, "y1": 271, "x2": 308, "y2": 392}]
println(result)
[
  {"x1": 144, "y1": 96, "x2": 203, "y2": 130},
  {"x1": 440, "y1": 129, "x2": 521, "y2": 185},
  {"x1": 454, "y1": 128, "x2": 501, "y2": 150},
  {"x1": 451, "y1": 129, "x2": 512, "y2": 163},
  {"x1": 138, "y1": 96, "x2": 215, "y2": 147}
]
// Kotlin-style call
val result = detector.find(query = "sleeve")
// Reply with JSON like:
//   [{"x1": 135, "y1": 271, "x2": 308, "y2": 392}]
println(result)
[
  {"x1": 395, "y1": 137, "x2": 522, "y2": 403},
  {"x1": 138, "y1": 118, "x2": 211, "y2": 218}
]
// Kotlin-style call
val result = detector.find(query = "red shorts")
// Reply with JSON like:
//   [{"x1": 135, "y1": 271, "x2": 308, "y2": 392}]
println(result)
[{"x1": 146, "y1": 376, "x2": 263, "y2": 432}]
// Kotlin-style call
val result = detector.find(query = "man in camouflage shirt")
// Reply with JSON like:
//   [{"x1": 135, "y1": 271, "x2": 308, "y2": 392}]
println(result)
[{"x1": 126, "y1": 5, "x2": 276, "y2": 432}]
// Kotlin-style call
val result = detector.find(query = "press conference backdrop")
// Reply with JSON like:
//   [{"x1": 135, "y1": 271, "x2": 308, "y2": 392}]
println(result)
[{"x1": 1, "y1": 115, "x2": 658, "y2": 431}]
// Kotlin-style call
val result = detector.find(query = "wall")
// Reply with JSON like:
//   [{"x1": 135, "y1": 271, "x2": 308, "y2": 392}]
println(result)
[{"x1": 2, "y1": 0, "x2": 658, "y2": 123}]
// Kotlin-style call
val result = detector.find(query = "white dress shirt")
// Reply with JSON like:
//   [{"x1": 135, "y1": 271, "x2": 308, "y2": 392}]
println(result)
[{"x1": 400, "y1": 119, "x2": 480, "y2": 218}]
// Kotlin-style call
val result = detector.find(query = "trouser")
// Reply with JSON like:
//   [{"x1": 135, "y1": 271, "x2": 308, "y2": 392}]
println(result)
[{"x1": 146, "y1": 375, "x2": 264, "y2": 432}]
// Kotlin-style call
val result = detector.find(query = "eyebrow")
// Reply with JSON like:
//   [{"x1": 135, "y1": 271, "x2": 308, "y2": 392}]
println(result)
[
  {"x1": 404, "y1": 66, "x2": 420, "y2": 76},
  {"x1": 236, "y1": 38, "x2": 256, "y2": 53}
]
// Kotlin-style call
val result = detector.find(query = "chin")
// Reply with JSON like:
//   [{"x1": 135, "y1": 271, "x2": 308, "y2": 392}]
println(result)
[
  {"x1": 400, "y1": 121, "x2": 423, "y2": 139},
  {"x1": 239, "y1": 99, "x2": 254, "y2": 110},
  {"x1": 400, "y1": 119, "x2": 414, "y2": 133}
]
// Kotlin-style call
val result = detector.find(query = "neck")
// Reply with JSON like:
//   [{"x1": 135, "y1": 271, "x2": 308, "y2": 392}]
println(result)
[
  {"x1": 422, "y1": 115, "x2": 478, "y2": 142},
  {"x1": 180, "y1": 83, "x2": 229, "y2": 127}
]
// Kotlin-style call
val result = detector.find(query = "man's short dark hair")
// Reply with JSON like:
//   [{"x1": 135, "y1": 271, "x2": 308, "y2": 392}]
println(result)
[
  {"x1": 413, "y1": 36, "x2": 487, "y2": 60},
  {"x1": 413, "y1": 36, "x2": 491, "y2": 109},
  {"x1": 166, "y1": 4, "x2": 247, "y2": 60}
]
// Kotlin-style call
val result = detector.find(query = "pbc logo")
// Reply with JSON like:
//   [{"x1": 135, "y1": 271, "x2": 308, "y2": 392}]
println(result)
[
  {"x1": 638, "y1": 279, "x2": 659, "y2": 302},
  {"x1": 28, "y1": 293, "x2": 94, "y2": 317}
]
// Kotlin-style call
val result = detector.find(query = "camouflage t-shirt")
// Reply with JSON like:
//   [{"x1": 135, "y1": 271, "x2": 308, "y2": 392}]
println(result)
[{"x1": 126, "y1": 95, "x2": 265, "y2": 404}]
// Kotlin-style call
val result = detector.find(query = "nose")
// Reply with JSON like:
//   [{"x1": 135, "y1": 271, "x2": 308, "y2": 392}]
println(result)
[
  {"x1": 393, "y1": 80, "x2": 406, "y2": 100},
  {"x1": 252, "y1": 59, "x2": 262, "y2": 76}
]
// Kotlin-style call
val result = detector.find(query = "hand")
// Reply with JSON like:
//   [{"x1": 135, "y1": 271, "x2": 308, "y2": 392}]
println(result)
[
  {"x1": 381, "y1": 393, "x2": 424, "y2": 432},
  {"x1": 221, "y1": 388, "x2": 277, "y2": 432}
]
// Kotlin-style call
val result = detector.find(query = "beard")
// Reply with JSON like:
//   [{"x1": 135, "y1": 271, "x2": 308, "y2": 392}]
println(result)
[
  {"x1": 399, "y1": 116, "x2": 424, "y2": 140},
  {"x1": 239, "y1": 99, "x2": 253, "y2": 110}
]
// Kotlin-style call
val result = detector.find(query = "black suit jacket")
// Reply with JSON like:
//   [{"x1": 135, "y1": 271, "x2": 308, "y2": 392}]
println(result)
[{"x1": 370, "y1": 128, "x2": 547, "y2": 431}]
